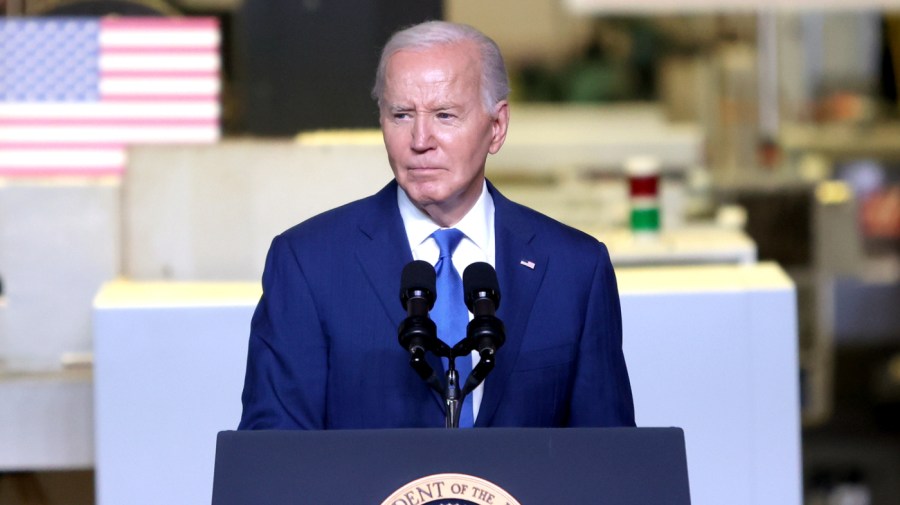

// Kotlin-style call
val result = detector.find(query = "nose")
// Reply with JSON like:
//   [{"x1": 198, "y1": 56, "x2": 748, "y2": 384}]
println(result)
[{"x1": 411, "y1": 117, "x2": 435, "y2": 152}]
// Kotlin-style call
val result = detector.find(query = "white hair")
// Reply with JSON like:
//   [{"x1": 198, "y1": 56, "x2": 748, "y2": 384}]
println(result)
[{"x1": 372, "y1": 21, "x2": 510, "y2": 116}]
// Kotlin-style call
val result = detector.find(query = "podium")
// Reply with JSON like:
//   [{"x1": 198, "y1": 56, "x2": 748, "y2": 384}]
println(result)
[{"x1": 212, "y1": 428, "x2": 691, "y2": 504}]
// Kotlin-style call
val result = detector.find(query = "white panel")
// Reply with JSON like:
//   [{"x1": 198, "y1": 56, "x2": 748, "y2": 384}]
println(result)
[
  {"x1": 0, "y1": 182, "x2": 118, "y2": 471},
  {"x1": 0, "y1": 181, "x2": 120, "y2": 367},
  {"x1": 620, "y1": 263, "x2": 801, "y2": 505},
  {"x1": 93, "y1": 287, "x2": 253, "y2": 505},
  {"x1": 747, "y1": 285, "x2": 802, "y2": 505},
  {"x1": 624, "y1": 290, "x2": 755, "y2": 504}
]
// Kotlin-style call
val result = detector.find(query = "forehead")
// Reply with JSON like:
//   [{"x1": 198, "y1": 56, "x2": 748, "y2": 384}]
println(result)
[{"x1": 383, "y1": 42, "x2": 481, "y2": 100}]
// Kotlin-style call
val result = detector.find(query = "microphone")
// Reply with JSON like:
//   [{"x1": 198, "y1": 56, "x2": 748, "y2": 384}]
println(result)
[
  {"x1": 398, "y1": 261, "x2": 444, "y2": 394},
  {"x1": 400, "y1": 260, "x2": 436, "y2": 316},
  {"x1": 462, "y1": 262, "x2": 505, "y2": 355},
  {"x1": 459, "y1": 262, "x2": 506, "y2": 396},
  {"x1": 463, "y1": 261, "x2": 501, "y2": 315},
  {"x1": 398, "y1": 260, "x2": 437, "y2": 356}
]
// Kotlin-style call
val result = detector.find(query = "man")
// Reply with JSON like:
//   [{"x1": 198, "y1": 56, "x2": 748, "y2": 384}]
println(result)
[{"x1": 238, "y1": 21, "x2": 634, "y2": 429}]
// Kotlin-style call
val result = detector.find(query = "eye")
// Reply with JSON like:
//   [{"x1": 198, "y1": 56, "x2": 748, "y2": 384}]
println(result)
[
  {"x1": 393, "y1": 112, "x2": 410, "y2": 120},
  {"x1": 436, "y1": 112, "x2": 455, "y2": 120}
]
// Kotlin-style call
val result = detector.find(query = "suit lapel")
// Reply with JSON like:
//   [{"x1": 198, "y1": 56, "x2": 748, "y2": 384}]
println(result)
[
  {"x1": 354, "y1": 181, "x2": 411, "y2": 331},
  {"x1": 354, "y1": 181, "x2": 446, "y2": 413},
  {"x1": 476, "y1": 182, "x2": 548, "y2": 426}
]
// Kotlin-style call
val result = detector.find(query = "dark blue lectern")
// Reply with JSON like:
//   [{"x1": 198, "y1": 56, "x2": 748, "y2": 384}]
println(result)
[{"x1": 212, "y1": 428, "x2": 691, "y2": 504}]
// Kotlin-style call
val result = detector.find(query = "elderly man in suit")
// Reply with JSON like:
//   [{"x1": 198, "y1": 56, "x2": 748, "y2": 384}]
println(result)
[{"x1": 238, "y1": 21, "x2": 634, "y2": 429}]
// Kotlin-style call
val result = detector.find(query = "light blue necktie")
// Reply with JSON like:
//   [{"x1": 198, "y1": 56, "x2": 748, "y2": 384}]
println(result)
[{"x1": 431, "y1": 228, "x2": 474, "y2": 428}]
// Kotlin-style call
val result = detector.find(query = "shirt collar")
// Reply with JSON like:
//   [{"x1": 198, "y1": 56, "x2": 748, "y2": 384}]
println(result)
[{"x1": 397, "y1": 181, "x2": 493, "y2": 253}]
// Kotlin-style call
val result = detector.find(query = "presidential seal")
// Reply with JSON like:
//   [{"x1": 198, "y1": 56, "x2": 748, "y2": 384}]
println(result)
[{"x1": 381, "y1": 473, "x2": 521, "y2": 505}]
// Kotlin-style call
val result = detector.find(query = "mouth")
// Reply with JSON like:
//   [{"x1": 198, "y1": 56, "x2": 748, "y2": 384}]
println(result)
[{"x1": 407, "y1": 166, "x2": 443, "y2": 174}]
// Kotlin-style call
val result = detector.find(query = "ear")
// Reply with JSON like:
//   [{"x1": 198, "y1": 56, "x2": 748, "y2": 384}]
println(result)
[{"x1": 488, "y1": 100, "x2": 509, "y2": 155}]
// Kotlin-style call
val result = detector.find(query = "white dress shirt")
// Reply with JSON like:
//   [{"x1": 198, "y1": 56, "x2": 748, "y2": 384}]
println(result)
[{"x1": 397, "y1": 180, "x2": 496, "y2": 420}]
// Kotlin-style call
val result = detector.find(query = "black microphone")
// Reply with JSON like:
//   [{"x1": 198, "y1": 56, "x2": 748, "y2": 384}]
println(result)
[
  {"x1": 398, "y1": 261, "x2": 445, "y2": 395},
  {"x1": 459, "y1": 262, "x2": 505, "y2": 396},
  {"x1": 400, "y1": 260, "x2": 436, "y2": 315},
  {"x1": 398, "y1": 260, "x2": 437, "y2": 356},
  {"x1": 463, "y1": 261, "x2": 501, "y2": 316},
  {"x1": 462, "y1": 262, "x2": 505, "y2": 356}
]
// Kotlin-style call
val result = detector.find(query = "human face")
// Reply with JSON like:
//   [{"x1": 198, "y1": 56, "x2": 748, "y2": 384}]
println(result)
[{"x1": 380, "y1": 41, "x2": 509, "y2": 227}]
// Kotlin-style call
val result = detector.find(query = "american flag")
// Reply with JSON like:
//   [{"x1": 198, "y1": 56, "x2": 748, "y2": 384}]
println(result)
[{"x1": 0, "y1": 17, "x2": 220, "y2": 177}]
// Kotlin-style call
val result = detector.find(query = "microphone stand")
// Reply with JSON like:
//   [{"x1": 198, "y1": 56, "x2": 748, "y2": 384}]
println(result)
[
  {"x1": 405, "y1": 348, "x2": 463, "y2": 428},
  {"x1": 408, "y1": 347, "x2": 444, "y2": 395},
  {"x1": 398, "y1": 321, "x2": 466, "y2": 428},
  {"x1": 444, "y1": 359, "x2": 462, "y2": 429},
  {"x1": 405, "y1": 337, "x2": 497, "y2": 429},
  {"x1": 446, "y1": 340, "x2": 499, "y2": 428},
  {"x1": 446, "y1": 296, "x2": 506, "y2": 427},
  {"x1": 461, "y1": 347, "x2": 496, "y2": 398}
]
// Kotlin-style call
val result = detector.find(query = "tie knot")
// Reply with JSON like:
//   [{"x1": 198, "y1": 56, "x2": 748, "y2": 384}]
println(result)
[{"x1": 432, "y1": 228, "x2": 464, "y2": 259}]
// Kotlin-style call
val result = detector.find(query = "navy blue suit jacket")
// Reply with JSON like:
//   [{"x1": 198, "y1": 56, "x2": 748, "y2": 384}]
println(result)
[{"x1": 238, "y1": 180, "x2": 634, "y2": 429}]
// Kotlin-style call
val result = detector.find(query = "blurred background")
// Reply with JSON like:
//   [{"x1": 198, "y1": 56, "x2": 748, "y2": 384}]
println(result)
[{"x1": 1, "y1": 0, "x2": 899, "y2": 504}]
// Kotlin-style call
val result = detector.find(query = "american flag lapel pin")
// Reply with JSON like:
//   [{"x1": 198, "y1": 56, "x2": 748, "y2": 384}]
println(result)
[{"x1": 520, "y1": 259, "x2": 536, "y2": 270}]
